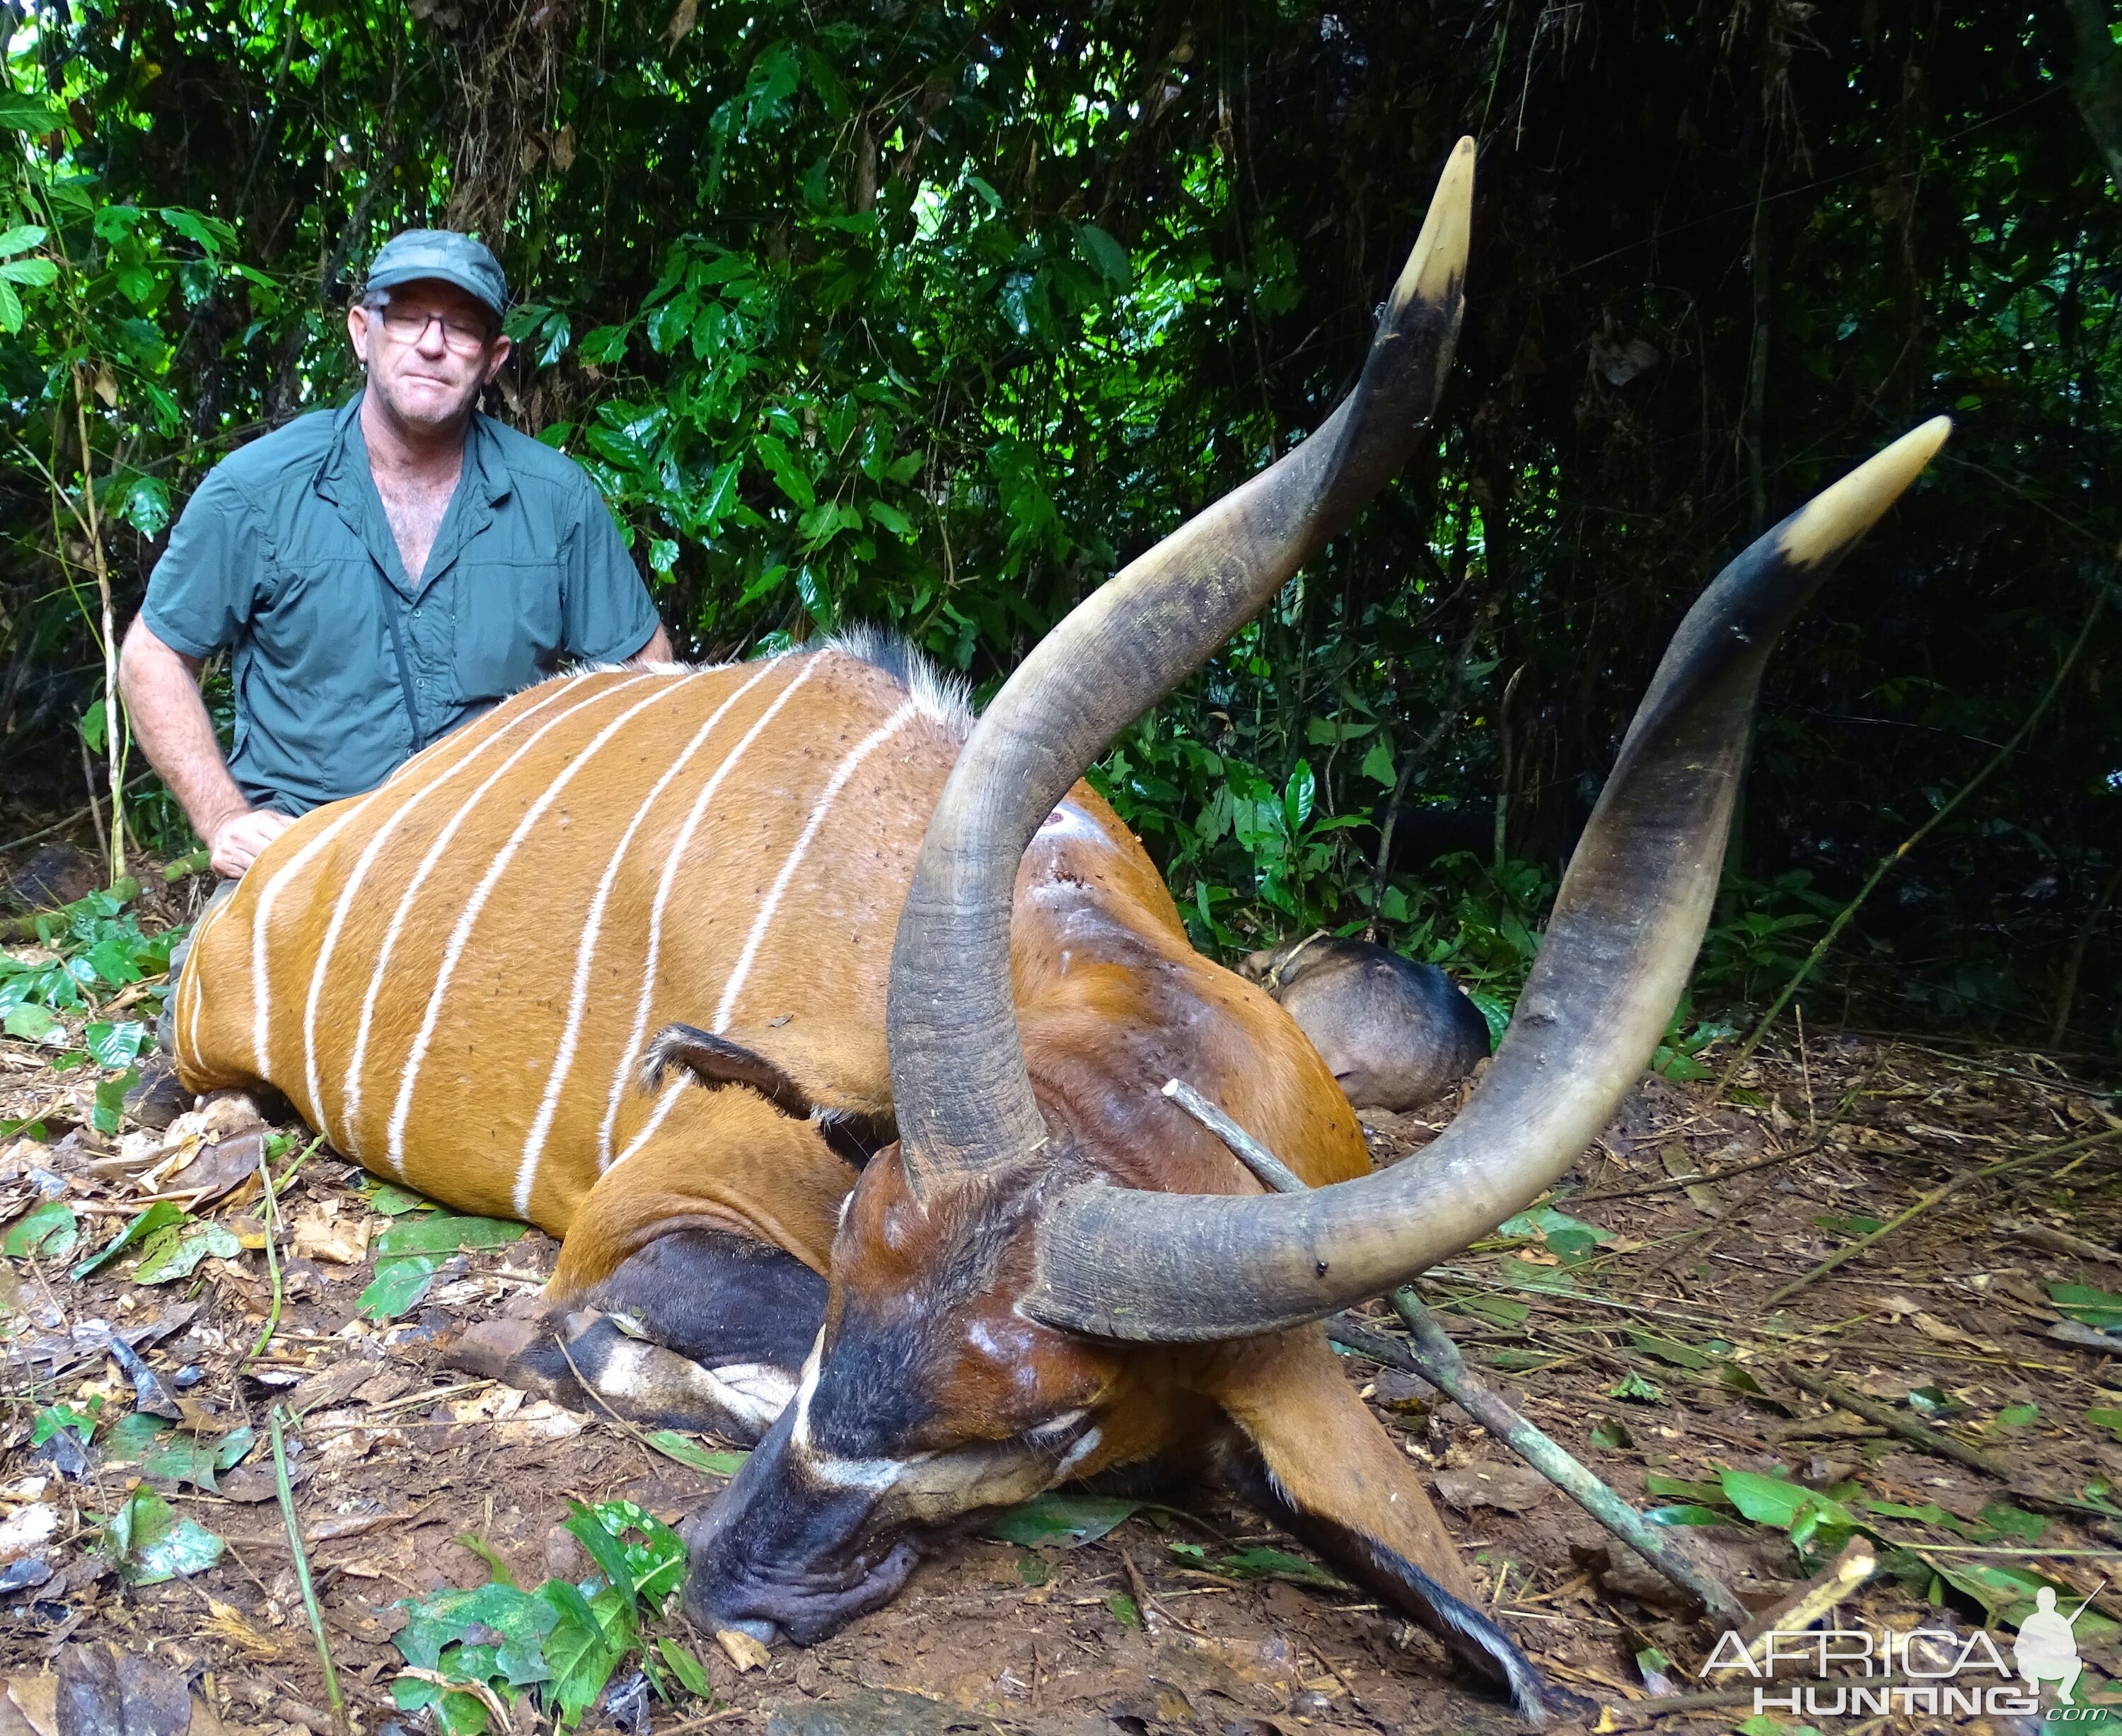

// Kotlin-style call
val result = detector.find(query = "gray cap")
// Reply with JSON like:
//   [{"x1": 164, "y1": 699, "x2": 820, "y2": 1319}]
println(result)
[{"x1": 364, "y1": 229, "x2": 508, "y2": 317}]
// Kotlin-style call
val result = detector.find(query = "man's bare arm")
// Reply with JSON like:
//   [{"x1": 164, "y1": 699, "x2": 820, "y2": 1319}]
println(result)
[
  {"x1": 622, "y1": 622, "x2": 674, "y2": 668},
  {"x1": 117, "y1": 616, "x2": 291, "y2": 877}
]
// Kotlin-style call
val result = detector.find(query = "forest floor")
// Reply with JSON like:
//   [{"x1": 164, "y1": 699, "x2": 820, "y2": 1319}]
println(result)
[{"x1": 3, "y1": 878, "x2": 2121, "y2": 1736}]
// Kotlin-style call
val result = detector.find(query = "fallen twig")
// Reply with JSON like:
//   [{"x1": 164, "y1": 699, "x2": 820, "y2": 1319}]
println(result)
[
  {"x1": 1776, "y1": 1364, "x2": 2111, "y2": 1521},
  {"x1": 1164, "y1": 1075, "x2": 1751, "y2": 1626},
  {"x1": 1571, "y1": 1140, "x2": 1821, "y2": 1205},
  {"x1": 271, "y1": 1406, "x2": 349, "y2": 1736},
  {"x1": 1766, "y1": 1124, "x2": 2122, "y2": 1305}
]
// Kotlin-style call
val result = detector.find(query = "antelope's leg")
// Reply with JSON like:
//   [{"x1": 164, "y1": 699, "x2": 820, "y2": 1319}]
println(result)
[
  {"x1": 454, "y1": 1087, "x2": 854, "y2": 1442},
  {"x1": 1206, "y1": 1328, "x2": 1553, "y2": 1723}
]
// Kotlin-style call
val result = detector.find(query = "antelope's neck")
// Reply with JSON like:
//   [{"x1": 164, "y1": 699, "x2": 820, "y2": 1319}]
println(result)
[{"x1": 1011, "y1": 790, "x2": 1371, "y2": 1194}]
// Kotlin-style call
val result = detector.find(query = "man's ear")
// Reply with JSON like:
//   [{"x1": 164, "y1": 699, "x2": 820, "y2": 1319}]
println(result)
[
  {"x1": 347, "y1": 303, "x2": 371, "y2": 366},
  {"x1": 484, "y1": 334, "x2": 514, "y2": 384}
]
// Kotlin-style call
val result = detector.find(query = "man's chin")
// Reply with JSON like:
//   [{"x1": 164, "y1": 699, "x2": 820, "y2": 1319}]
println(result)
[{"x1": 375, "y1": 378, "x2": 478, "y2": 430}]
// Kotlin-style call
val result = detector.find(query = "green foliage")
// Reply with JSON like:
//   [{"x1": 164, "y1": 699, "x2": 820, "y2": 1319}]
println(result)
[
  {"x1": 389, "y1": 1498, "x2": 707, "y2": 1732},
  {"x1": 0, "y1": 885, "x2": 170, "y2": 1017},
  {"x1": 1, "y1": 0, "x2": 2116, "y2": 1050},
  {"x1": 100, "y1": 1483, "x2": 224, "y2": 1584}
]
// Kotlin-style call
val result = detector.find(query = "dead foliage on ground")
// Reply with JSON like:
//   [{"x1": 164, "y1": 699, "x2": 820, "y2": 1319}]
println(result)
[{"x1": 3, "y1": 955, "x2": 2121, "y2": 1736}]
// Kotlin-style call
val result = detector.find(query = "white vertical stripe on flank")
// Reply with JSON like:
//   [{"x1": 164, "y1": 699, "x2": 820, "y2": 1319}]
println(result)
[
  {"x1": 608, "y1": 1077, "x2": 687, "y2": 1171},
  {"x1": 177, "y1": 877, "x2": 243, "y2": 1074},
  {"x1": 597, "y1": 654, "x2": 823, "y2": 1169},
  {"x1": 708, "y1": 700, "x2": 916, "y2": 1036},
  {"x1": 385, "y1": 672, "x2": 702, "y2": 1181},
  {"x1": 511, "y1": 660, "x2": 780, "y2": 1217},
  {"x1": 246, "y1": 792, "x2": 390, "y2": 1075},
  {"x1": 301, "y1": 676, "x2": 592, "y2": 1149},
  {"x1": 342, "y1": 674, "x2": 649, "y2": 1170}
]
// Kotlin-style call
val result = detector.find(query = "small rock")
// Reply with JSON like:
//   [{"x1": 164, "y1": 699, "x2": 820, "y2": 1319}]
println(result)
[
  {"x1": 543, "y1": 1524, "x2": 588, "y2": 1580},
  {"x1": 717, "y1": 1628, "x2": 772, "y2": 1672},
  {"x1": 1432, "y1": 1459, "x2": 1552, "y2": 1514}
]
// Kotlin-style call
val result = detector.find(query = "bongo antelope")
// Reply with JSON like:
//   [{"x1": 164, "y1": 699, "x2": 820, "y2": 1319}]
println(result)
[{"x1": 173, "y1": 140, "x2": 1948, "y2": 1722}]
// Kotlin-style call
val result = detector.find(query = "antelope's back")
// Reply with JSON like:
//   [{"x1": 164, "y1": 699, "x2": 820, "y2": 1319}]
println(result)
[{"x1": 173, "y1": 649, "x2": 966, "y2": 1245}]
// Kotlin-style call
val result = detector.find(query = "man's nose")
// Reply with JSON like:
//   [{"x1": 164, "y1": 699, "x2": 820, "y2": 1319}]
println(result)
[{"x1": 414, "y1": 318, "x2": 451, "y2": 357}]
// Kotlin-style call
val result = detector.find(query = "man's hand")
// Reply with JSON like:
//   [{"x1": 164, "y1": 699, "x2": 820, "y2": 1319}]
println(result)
[{"x1": 207, "y1": 807, "x2": 294, "y2": 879}]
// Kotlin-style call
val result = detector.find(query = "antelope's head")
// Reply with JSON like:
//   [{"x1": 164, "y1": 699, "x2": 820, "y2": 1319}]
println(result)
[{"x1": 684, "y1": 134, "x2": 1949, "y2": 1708}]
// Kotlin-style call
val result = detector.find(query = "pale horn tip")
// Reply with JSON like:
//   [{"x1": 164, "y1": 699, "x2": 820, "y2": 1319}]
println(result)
[
  {"x1": 1385, "y1": 135, "x2": 1475, "y2": 321},
  {"x1": 1777, "y1": 415, "x2": 1952, "y2": 570}
]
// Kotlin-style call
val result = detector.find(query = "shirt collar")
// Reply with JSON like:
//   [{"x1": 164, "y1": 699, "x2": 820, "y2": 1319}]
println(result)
[{"x1": 312, "y1": 388, "x2": 515, "y2": 510}]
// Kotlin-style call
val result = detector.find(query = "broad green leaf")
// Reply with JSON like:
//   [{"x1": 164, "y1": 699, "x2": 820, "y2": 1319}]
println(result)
[
  {"x1": 657, "y1": 1636, "x2": 712, "y2": 1699},
  {"x1": 0, "y1": 94, "x2": 62, "y2": 134},
  {"x1": 533, "y1": 1577, "x2": 626, "y2": 1726},
  {"x1": 361, "y1": 1182, "x2": 431, "y2": 1215},
  {"x1": 643, "y1": 1430, "x2": 748, "y2": 1477},
  {"x1": 1720, "y1": 1471, "x2": 1858, "y2": 1544},
  {"x1": 1074, "y1": 222, "x2": 1130, "y2": 286},
  {"x1": 2087, "y1": 1406, "x2": 2122, "y2": 1442},
  {"x1": 71, "y1": 1200, "x2": 187, "y2": 1279},
  {"x1": 118, "y1": 476, "x2": 171, "y2": 538},
  {"x1": 1644, "y1": 1503, "x2": 1729, "y2": 1527},
  {"x1": 84, "y1": 1019, "x2": 149, "y2": 1067},
  {"x1": 0, "y1": 278, "x2": 20, "y2": 332},
  {"x1": 93, "y1": 1070, "x2": 139, "y2": 1135},
  {"x1": 0, "y1": 256, "x2": 56, "y2": 287},
  {"x1": 1607, "y1": 1370, "x2": 1665, "y2": 1404},
  {"x1": 1215, "y1": 1547, "x2": 1346, "y2": 1589},
  {"x1": 132, "y1": 1216, "x2": 243, "y2": 1283},
  {"x1": 393, "y1": 1581, "x2": 557, "y2": 1686},
  {"x1": 4, "y1": 1200, "x2": 79, "y2": 1261},
  {"x1": 985, "y1": 1493, "x2": 1142, "y2": 1549},
  {"x1": 359, "y1": 1254, "x2": 444, "y2": 1320},
  {"x1": 110, "y1": 1416, "x2": 254, "y2": 1491},
  {"x1": 32, "y1": 1401, "x2": 100, "y2": 1446},
  {"x1": 2051, "y1": 1284, "x2": 2122, "y2": 1329},
  {"x1": 866, "y1": 499, "x2": 912, "y2": 537},
  {"x1": 0, "y1": 224, "x2": 48, "y2": 255},
  {"x1": 753, "y1": 433, "x2": 813, "y2": 509},
  {"x1": 375, "y1": 1213, "x2": 526, "y2": 1258},
  {"x1": 4, "y1": 1004, "x2": 62, "y2": 1045},
  {"x1": 1360, "y1": 739, "x2": 1396, "y2": 785},
  {"x1": 107, "y1": 1483, "x2": 224, "y2": 1583}
]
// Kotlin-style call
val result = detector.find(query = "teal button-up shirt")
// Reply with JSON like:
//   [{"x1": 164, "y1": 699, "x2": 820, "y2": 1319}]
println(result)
[{"x1": 142, "y1": 392, "x2": 660, "y2": 816}]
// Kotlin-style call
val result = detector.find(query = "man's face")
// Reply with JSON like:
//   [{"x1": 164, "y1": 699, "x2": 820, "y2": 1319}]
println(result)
[{"x1": 347, "y1": 279, "x2": 511, "y2": 434}]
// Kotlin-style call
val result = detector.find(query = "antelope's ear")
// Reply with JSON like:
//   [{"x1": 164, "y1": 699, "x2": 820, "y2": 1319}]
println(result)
[
  {"x1": 1206, "y1": 1331, "x2": 1555, "y2": 1725},
  {"x1": 644, "y1": 1023, "x2": 817, "y2": 1120}
]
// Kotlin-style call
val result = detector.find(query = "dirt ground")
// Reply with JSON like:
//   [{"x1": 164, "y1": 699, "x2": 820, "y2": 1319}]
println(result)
[{"x1": 4, "y1": 935, "x2": 2121, "y2": 1736}]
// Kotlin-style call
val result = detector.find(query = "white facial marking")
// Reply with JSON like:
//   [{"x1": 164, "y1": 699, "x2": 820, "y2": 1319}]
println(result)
[{"x1": 788, "y1": 1331, "x2": 915, "y2": 1491}]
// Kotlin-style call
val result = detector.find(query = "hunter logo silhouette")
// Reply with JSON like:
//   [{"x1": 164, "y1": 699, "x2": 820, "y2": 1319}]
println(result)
[{"x1": 2015, "y1": 1583, "x2": 2097, "y2": 1706}]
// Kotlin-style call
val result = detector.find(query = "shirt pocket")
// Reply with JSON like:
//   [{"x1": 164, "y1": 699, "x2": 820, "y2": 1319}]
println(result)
[{"x1": 452, "y1": 559, "x2": 565, "y2": 702}]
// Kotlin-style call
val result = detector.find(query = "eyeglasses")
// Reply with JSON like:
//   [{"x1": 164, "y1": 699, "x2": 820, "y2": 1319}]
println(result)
[{"x1": 376, "y1": 306, "x2": 494, "y2": 354}]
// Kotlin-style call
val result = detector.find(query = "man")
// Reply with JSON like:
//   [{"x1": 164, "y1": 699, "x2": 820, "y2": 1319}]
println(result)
[
  {"x1": 120, "y1": 228, "x2": 672, "y2": 881},
  {"x1": 122, "y1": 230, "x2": 670, "y2": 1113}
]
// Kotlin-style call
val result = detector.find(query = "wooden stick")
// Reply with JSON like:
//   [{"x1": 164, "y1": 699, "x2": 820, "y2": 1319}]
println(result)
[
  {"x1": 1164, "y1": 1076, "x2": 1751, "y2": 1627},
  {"x1": 271, "y1": 1406, "x2": 349, "y2": 1736},
  {"x1": 1766, "y1": 1125, "x2": 2122, "y2": 1305},
  {"x1": 1776, "y1": 1364, "x2": 2111, "y2": 1520}
]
